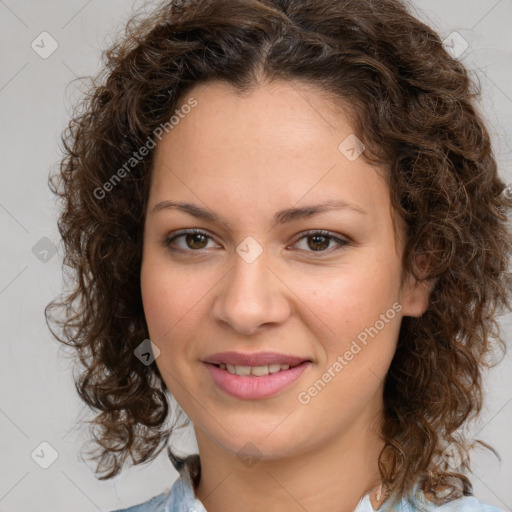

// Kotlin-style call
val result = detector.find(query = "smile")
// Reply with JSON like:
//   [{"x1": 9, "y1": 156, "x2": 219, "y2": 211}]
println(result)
[
  {"x1": 204, "y1": 361, "x2": 311, "y2": 399},
  {"x1": 213, "y1": 362, "x2": 300, "y2": 376}
]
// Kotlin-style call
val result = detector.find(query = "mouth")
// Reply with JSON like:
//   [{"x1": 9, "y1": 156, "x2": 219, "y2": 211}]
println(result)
[
  {"x1": 208, "y1": 361, "x2": 307, "y2": 377},
  {"x1": 203, "y1": 360, "x2": 312, "y2": 399}
]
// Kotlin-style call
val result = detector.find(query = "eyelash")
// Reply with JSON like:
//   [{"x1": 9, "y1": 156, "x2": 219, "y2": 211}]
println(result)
[{"x1": 163, "y1": 228, "x2": 349, "y2": 256}]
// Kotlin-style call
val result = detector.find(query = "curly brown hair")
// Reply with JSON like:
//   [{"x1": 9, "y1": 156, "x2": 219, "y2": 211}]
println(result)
[{"x1": 45, "y1": 0, "x2": 512, "y2": 505}]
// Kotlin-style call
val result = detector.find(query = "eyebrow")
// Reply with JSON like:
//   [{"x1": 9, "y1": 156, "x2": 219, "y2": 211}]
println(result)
[{"x1": 150, "y1": 199, "x2": 367, "y2": 228}]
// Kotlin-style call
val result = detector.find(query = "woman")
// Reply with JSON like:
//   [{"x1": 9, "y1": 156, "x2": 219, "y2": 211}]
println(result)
[{"x1": 45, "y1": 0, "x2": 512, "y2": 510}]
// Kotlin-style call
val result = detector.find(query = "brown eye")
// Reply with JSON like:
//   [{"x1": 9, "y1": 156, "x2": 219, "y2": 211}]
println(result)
[
  {"x1": 291, "y1": 230, "x2": 348, "y2": 254},
  {"x1": 164, "y1": 229, "x2": 216, "y2": 252},
  {"x1": 183, "y1": 233, "x2": 209, "y2": 250},
  {"x1": 163, "y1": 228, "x2": 348, "y2": 256}
]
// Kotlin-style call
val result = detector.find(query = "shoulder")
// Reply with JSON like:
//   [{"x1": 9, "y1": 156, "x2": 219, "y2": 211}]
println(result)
[
  {"x1": 107, "y1": 460, "x2": 206, "y2": 512},
  {"x1": 435, "y1": 496, "x2": 504, "y2": 512},
  {"x1": 399, "y1": 493, "x2": 505, "y2": 512},
  {"x1": 108, "y1": 490, "x2": 170, "y2": 512}
]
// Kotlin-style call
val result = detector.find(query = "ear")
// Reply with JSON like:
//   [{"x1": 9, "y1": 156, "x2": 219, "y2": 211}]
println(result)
[{"x1": 400, "y1": 253, "x2": 436, "y2": 318}]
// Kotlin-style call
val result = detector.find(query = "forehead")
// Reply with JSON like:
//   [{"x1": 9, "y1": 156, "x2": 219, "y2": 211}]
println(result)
[
  {"x1": 165, "y1": 79, "x2": 355, "y2": 155},
  {"x1": 149, "y1": 80, "x2": 394, "y2": 231}
]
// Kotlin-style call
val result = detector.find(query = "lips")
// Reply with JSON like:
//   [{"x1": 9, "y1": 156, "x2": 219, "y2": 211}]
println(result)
[
  {"x1": 204, "y1": 359, "x2": 312, "y2": 399},
  {"x1": 202, "y1": 351, "x2": 310, "y2": 367}
]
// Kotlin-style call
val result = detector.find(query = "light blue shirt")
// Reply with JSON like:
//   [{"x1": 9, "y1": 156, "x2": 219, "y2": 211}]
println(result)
[{"x1": 110, "y1": 455, "x2": 504, "y2": 512}]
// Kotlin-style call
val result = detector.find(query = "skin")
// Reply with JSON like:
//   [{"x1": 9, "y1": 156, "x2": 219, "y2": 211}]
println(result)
[{"x1": 140, "y1": 80, "x2": 432, "y2": 512}]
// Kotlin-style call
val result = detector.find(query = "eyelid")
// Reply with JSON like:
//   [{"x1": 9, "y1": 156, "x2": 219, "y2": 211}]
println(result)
[
  {"x1": 163, "y1": 228, "x2": 349, "y2": 255},
  {"x1": 288, "y1": 229, "x2": 349, "y2": 255},
  {"x1": 163, "y1": 228, "x2": 219, "y2": 250}
]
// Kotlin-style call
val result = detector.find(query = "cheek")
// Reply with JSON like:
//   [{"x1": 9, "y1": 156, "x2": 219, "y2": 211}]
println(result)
[
  {"x1": 141, "y1": 266, "x2": 169, "y2": 337},
  {"x1": 140, "y1": 253, "x2": 216, "y2": 349},
  {"x1": 309, "y1": 287, "x2": 401, "y2": 411},
  {"x1": 140, "y1": 256, "x2": 188, "y2": 341},
  {"x1": 307, "y1": 255, "x2": 402, "y2": 372},
  {"x1": 314, "y1": 261, "x2": 401, "y2": 328},
  {"x1": 140, "y1": 258, "x2": 201, "y2": 397}
]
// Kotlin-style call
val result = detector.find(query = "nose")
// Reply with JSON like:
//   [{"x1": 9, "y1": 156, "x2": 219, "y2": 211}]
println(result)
[{"x1": 211, "y1": 246, "x2": 291, "y2": 336}]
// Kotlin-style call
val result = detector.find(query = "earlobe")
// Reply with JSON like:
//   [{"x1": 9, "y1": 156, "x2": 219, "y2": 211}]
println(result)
[
  {"x1": 400, "y1": 275, "x2": 435, "y2": 317},
  {"x1": 400, "y1": 254, "x2": 436, "y2": 318}
]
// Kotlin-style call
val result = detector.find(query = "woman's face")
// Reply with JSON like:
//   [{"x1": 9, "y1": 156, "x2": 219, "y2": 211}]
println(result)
[{"x1": 140, "y1": 80, "x2": 430, "y2": 461}]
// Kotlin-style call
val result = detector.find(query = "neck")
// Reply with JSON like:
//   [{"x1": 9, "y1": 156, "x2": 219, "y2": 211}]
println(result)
[{"x1": 193, "y1": 416, "x2": 387, "y2": 512}]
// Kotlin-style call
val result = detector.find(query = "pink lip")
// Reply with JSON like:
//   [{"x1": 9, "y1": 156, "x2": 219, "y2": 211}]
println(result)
[
  {"x1": 203, "y1": 351, "x2": 309, "y2": 367},
  {"x1": 204, "y1": 361, "x2": 312, "y2": 400}
]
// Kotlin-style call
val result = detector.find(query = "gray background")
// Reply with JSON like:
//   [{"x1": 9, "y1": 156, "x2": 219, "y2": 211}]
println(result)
[{"x1": 1, "y1": 1, "x2": 511, "y2": 510}]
